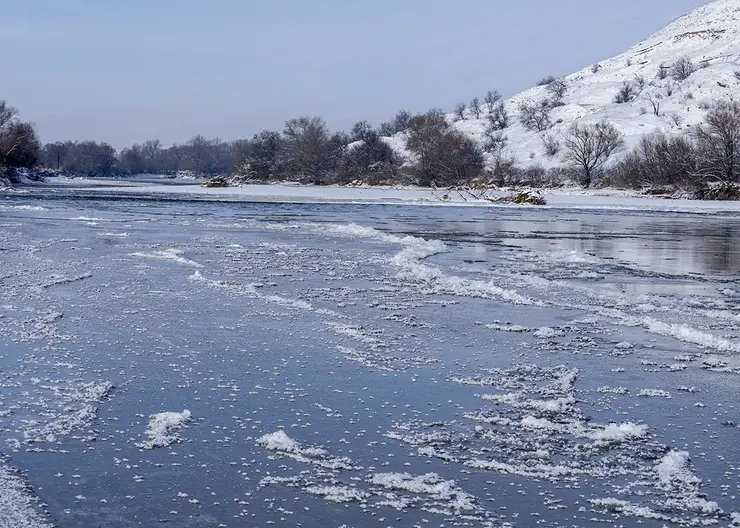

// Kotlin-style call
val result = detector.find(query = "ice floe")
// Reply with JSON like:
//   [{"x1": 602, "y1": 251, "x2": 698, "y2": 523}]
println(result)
[{"x1": 135, "y1": 410, "x2": 192, "y2": 450}]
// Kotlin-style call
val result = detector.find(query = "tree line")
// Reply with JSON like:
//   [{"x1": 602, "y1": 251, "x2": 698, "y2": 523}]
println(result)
[{"x1": 3, "y1": 79, "x2": 740, "y2": 192}]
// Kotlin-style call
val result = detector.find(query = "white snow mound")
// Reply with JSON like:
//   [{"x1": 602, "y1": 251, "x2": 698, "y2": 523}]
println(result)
[{"x1": 136, "y1": 410, "x2": 192, "y2": 450}]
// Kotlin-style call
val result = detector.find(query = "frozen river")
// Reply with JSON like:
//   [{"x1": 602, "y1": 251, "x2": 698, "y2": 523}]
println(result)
[{"x1": 1, "y1": 185, "x2": 739, "y2": 527}]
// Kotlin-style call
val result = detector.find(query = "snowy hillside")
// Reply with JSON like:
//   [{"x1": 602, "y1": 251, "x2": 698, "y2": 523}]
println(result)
[{"x1": 388, "y1": 0, "x2": 740, "y2": 170}]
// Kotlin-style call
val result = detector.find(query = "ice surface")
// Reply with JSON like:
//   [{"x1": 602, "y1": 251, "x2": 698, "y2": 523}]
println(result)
[
  {"x1": 0, "y1": 186, "x2": 738, "y2": 526},
  {"x1": 130, "y1": 248, "x2": 204, "y2": 268}
]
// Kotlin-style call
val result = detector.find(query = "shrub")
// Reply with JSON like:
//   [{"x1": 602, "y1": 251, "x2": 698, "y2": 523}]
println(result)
[
  {"x1": 518, "y1": 100, "x2": 551, "y2": 131},
  {"x1": 613, "y1": 82, "x2": 637, "y2": 104},
  {"x1": 488, "y1": 102, "x2": 509, "y2": 130},
  {"x1": 470, "y1": 97, "x2": 482, "y2": 119},
  {"x1": 537, "y1": 75, "x2": 557, "y2": 86},
  {"x1": 454, "y1": 103, "x2": 467, "y2": 121},
  {"x1": 484, "y1": 90, "x2": 502, "y2": 113},
  {"x1": 542, "y1": 134, "x2": 561, "y2": 158},
  {"x1": 406, "y1": 111, "x2": 484, "y2": 186},
  {"x1": 670, "y1": 56, "x2": 697, "y2": 82}
]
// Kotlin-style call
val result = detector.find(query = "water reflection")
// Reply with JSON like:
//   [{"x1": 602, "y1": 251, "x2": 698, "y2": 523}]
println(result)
[{"x1": 509, "y1": 218, "x2": 740, "y2": 277}]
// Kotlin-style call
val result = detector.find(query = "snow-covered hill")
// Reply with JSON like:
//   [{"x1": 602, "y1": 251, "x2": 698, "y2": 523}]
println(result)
[{"x1": 387, "y1": 0, "x2": 740, "y2": 170}]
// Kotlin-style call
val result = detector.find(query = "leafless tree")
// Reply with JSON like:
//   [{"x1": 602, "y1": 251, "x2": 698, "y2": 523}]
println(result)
[
  {"x1": 244, "y1": 130, "x2": 283, "y2": 179},
  {"x1": 482, "y1": 122, "x2": 507, "y2": 153},
  {"x1": 350, "y1": 120, "x2": 374, "y2": 142},
  {"x1": 484, "y1": 90, "x2": 502, "y2": 113},
  {"x1": 488, "y1": 102, "x2": 509, "y2": 130},
  {"x1": 546, "y1": 78, "x2": 568, "y2": 104},
  {"x1": 42, "y1": 142, "x2": 67, "y2": 171},
  {"x1": 537, "y1": 75, "x2": 556, "y2": 86},
  {"x1": 542, "y1": 133, "x2": 561, "y2": 158},
  {"x1": 486, "y1": 154, "x2": 520, "y2": 187},
  {"x1": 645, "y1": 92, "x2": 662, "y2": 116},
  {"x1": 454, "y1": 103, "x2": 467, "y2": 121},
  {"x1": 0, "y1": 101, "x2": 18, "y2": 129},
  {"x1": 614, "y1": 133, "x2": 699, "y2": 189},
  {"x1": 562, "y1": 121, "x2": 624, "y2": 187},
  {"x1": 518, "y1": 100, "x2": 551, "y2": 131},
  {"x1": 470, "y1": 97, "x2": 482, "y2": 119},
  {"x1": 694, "y1": 100, "x2": 740, "y2": 183},
  {"x1": 229, "y1": 139, "x2": 252, "y2": 175},
  {"x1": 670, "y1": 56, "x2": 697, "y2": 82},
  {"x1": 0, "y1": 102, "x2": 41, "y2": 171},
  {"x1": 340, "y1": 131, "x2": 398, "y2": 184},
  {"x1": 379, "y1": 110, "x2": 411, "y2": 136},
  {"x1": 406, "y1": 111, "x2": 484, "y2": 186},
  {"x1": 281, "y1": 116, "x2": 339, "y2": 183}
]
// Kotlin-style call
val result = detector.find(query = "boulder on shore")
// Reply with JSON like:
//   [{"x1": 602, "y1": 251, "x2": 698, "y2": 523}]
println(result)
[
  {"x1": 203, "y1": 176, "x2": 230, "y2": 188},
  {"x1": 487, "y1": 190, "x2": 547, "y2": 206}
]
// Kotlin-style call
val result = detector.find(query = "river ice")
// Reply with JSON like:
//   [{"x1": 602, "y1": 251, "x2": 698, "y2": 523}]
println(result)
[{"x1": 0, "y1": 185, "x2": 738, "y2": 527}]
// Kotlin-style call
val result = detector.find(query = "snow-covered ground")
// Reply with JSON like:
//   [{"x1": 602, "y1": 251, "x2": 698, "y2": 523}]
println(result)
[
  {"x1": 24, "y1": 177, "x2": 740, "y2": 213},
  {"x1": 0, "y1": 190, "x2": 738, "y2": 527}
]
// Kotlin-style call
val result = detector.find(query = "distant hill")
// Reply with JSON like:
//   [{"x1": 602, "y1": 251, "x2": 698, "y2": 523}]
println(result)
[{"x1": 384, "y1": 0, "x2": 740, "y2": 171}]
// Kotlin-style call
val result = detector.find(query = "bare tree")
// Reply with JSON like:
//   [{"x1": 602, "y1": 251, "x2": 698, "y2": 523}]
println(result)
[
  {"x1": 546, "y1": 78, "x2": 568, "y2": 105},
  {"x1": 670, "y1": 56, "x2": 697, "y2": 82},
  {"x1": 470, "y1": 97, "x2": 482, "y2": 119},
  {"x1": 694, "y1": 100, "x2": 740, "y2": 183},
  {"x1": 484, "y1": 90, "x2": 502, "y2": 113},
  {"x1": 614, "y1": 133, "x2": 699, "y2": 189},
  {"x1": 488, "y1": 102, "x2": 509, "y2": 130},
  {"x1": 0, "y1": 102, "x2": 41, "y2": 172},
  {"x1": 562, "y1": 121, "x2": 624, "y2": 187},
  {"x1": 42, "y1": 142, "x2": 67, "y2": 171},
  {"x1": 350, "y1": 120, "x2": 374, "y2": 142},
  {"x1": 645, "y1": 92, "x2": 662, "y2": 116},
  {"x1": 542, "y1": 133, "x2": 561, "y2": 158},
  {"x1": 229, "y1": 139, "x2": 252, "y2": 176},
  {"x1": 482, "y1": 122, "x2": 507, "y2": 153},
  {"x1": 340, "y1": 131, "x2": 398, "y2": 184},
  {"x1": 0, "y1": 101, "x2": 18, "y2": 130},
  {"x1": 281, "y1": 116, "x2": 337, "y2": 183},
  {"x1": 0, "y1": 122, "x2": 40, "y2": 169},
  {"x1": 141, "y1": 139, "x2": 163, "y2": 172},
  {"x1": 406, "y1": 111, "x2": 484, "y2": 186},
  {"x1": 454, "y1": 103, "x2": 467, "y2": 121},
  {"x1": 518, "y1": 100, "x2": 551, "y2": 131},
  {"x1": 537, "y1": 75, "x2": 556, "y2": 86},
  {"x1": 379, "y1": 110, "x2": 411, "y2": 136},
  {"x1": 245, "y1": 130, "x2": 283, "y2": 179}
]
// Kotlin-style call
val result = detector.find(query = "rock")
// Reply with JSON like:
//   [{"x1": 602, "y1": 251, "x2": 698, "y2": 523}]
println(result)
[
  {"x1": 512, "y1": 190, "x2": 547, "y2": 205},
  {"x1": 203, "y1": 176, "x2": 230, "y2": 188},
  {"x1": 488, "y1": 190, "x2": 546, "y2": 205}
]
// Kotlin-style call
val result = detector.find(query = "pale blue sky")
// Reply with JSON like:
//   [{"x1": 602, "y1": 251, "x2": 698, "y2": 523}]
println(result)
[{"x1": 2, "y1": 0, "x2": 707, "y2": 147}]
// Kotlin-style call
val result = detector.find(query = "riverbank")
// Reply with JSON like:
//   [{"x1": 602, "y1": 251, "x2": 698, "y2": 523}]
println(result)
[{"x1": 8, "y1": 176, "x2": 738, "y2": 214}]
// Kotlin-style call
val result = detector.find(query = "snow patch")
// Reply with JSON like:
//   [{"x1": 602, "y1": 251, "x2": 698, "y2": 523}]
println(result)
[
  {"x1": 130, "y1": 248, "x2": 204, "y2": 268},
  {"x1": 135, "y1": 410, "x2": 192, "y2": 450},
  {"x1": 0, "y1": 459, "x2": 52, "y2": 528}
]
